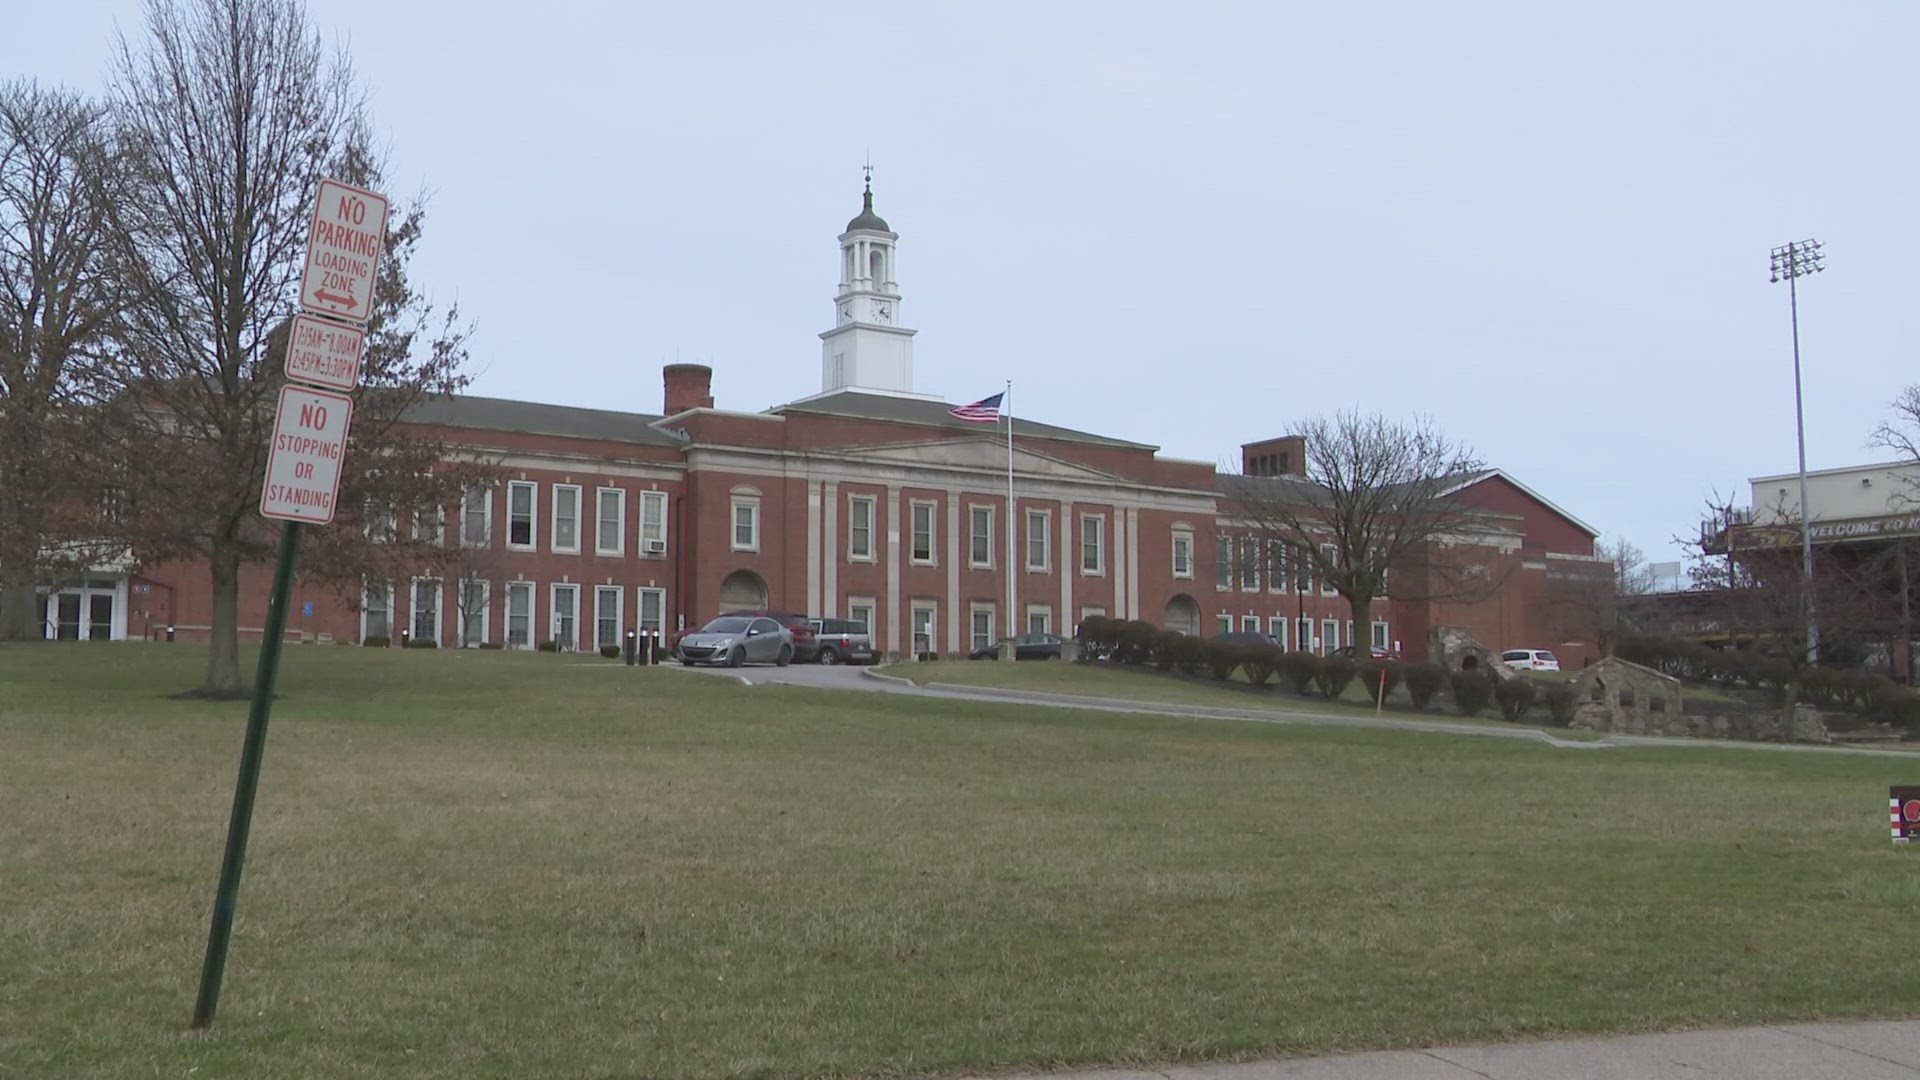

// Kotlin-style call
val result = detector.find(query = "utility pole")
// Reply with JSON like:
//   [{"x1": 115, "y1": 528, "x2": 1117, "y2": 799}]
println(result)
[{"x1": 1770, "y1": 238, "x2": 1825, "y2": 665}]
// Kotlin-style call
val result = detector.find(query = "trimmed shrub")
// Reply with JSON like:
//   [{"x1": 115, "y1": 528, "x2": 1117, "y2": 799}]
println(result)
[
  {"x1": 1242, "y1": 644, "x2": 1282, "y2": 688},
  {"x1": 536, "y1": 640, "x2": 561, "y2": 653},
  {"x1": 1315, "y1": 655, "x2": 1356, "y2": 699},
  {"x1": 1172, "y1": 634, "x2": 1208, "y2": 677},
  {"x1": 1280, "y1": 650, "x2": 1319, "y2": 694},
  {"x1": 1871, "y1": 684, "x2": 1920, "y2": 730},
  {"x1": 1405, "y1": 662, "x2": 1447, "y2": 709},
  {"x1": 1076, "y1": 615, "x2": 1112, "y2": 658},
  {"x1": 1203, "y1": 638, "x2": 1244, "y2": 680},
  {"x1": 599, "y1": 644, "x2": 622, "y2": 659},
  {"x1": 361, "y1": 635, "x2": 390, "y2": 648},
  {"x1": 1542, "y1": 681, "x2": 1578, "y2": 726},
  {"x1": 404, "y1": 638, "x2": 438, "y2": 649},
  {"x1": 1495, "y1": 676, "x2": 1537, "y2": 720},
  {"x1": 1116, "y1": 620, "x2": 1160, "y2": 664},
  {"x1": 477, "y1": 642, "x2": 504, "y2": 651},
  {"x1": 1355, "y1": 659, "x2": 1402, "y2": 703},
  {"x1": 1451, "y1": 670, "x2": 1495, "y2": 716}
]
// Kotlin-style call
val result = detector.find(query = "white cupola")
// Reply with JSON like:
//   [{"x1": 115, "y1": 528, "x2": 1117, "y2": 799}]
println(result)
[{"x1": 819, "y1": 171, "x2": 916, "y2": 394}]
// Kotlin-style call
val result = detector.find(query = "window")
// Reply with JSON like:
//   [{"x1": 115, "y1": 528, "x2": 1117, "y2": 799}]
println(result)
[
  {"x1": 1347, "y1": 620, "x2": 1355, "y2": 650},
  {"x1": 411, "y1": 506, "x2": 443, "y2": 545},
  {"x1": 595, "y1": 586, "x2": 623, "y2": 650},
  {"x1": 637, "y1": 588, "x2": 667, "y2": 640},
  {"x1": 849, "y1": 496, "x2": 875, "y2": 560},
  {"x1": 365, "y1": 499, "x2": 396, "y2": 543},
  {"x1": 1295, "y1": 544, "x2": 1313, "y2": 594},
  {"x1": 1297, "y1": 617, "x2": 1313, "y2": 653},
  {"x1": 911, "y1": 501, "x2": 936, "y2": 564},
  {"x1": 1080, "y1": 514, "x2": 1103, "y2": 575},
  {"x1": 639, "y1": 491, "x2": 668, "y2": 554},
  {"x1": 550, "y1": 584, "x2": 580, "y2": 651},
  {"x1": 1026, "y1": 510, "x2": 1050, "y2": 571},
  {"x1": 971, "y1": 605, "x2": 996, "y2": 652},
  {"x1": 1372, "y1": 621, "x2": 1389, "y2": 651},
  {"x1": 1321, "y1": 618, "x2": 1340, "y2": 656},
  {"x1": 1267, "y1": 540, "x2": 1287, "y2": 593},
  {"x1": 506, "y1": 582, "x2": 533, "y2": 649},
  {"x1": 410, "y1": 579, "x2": 441, "y2": 644},
  {"x1": 1241, "y1": 615, "x2": 1260, "y2": 633},
  {"x1": 461, "y1": 487, "x2": 492, "y2": 548},
  {"x1": 847, "y1": 598, "x2": 875, "y2": 636},
  {"x1": 1268, "y1": 616, "x2": 1287, "y2": 647},
  {"x1": 507, "y1": 481, "x2": 536, "y2": 549},
  {"x1": 457, "y1": 578, "x2": 489, "y2": 647},
  {"x1": 969, "y1": 506, "x2": 993, "y2": 567},
  {"x1": 1081, "y1": 606, "x2": 1107, "y2": 622},
  {"x1": 552, "y1": 484, "x2": 582, "y2": 553},
  {"x1": 1216, "y1": 534, "x2": 1234, "y2": 591},
  {"x1": 731, "y1": 496, "x2": 759, "y2": 551},
  {"x1": 596, "y1": 488, "x2": 625, "y2": 556},
  {"x1": 1027, "y1": 605, "x2": 1051, "y2": 635},
  {"x1": 911, "y1": 604, "x2": 936, "y2": 655},
  {"x1": 1319, "y1": 543, "x2": 1339, "y2": 596},
  {"x1": 1172, "y1": 530, "x2": 1194, "y2": 578},
  {"x1": 1240, "y1": 538, "x2": 1261, "y2": 591},
  {"x1": 1216, "y1": 614, "x2": 1233, "y2": 634},
  {"x1": 360, "y1": 580, "x2": 391, "y2": 643}
]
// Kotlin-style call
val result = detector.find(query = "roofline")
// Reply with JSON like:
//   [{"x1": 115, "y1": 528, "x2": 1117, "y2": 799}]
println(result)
[
  {"x1": 1442, "y1": 469, "x2": 1601, "y2": 538},
  {"x1": 652, "y1": 406, "x2": 786, "y2": 425},
  {"x1": 773, "y1": 397, "x2": 1161, "y2": 452},
  {"x1": 1750, "y1": 459, "x2": 1916, "y2": 484},
  {"x1": 781, "y1": 386, "x2": 945, "y2": 407}
]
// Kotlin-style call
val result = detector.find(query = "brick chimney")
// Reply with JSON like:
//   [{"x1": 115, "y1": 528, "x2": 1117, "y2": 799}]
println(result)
[
  {"x1": 662, "y1": 363, "x2": 714, "y2": 415},
  {"x1": 1240, "y1": 434, "x2": 1306, "y2": 477}
]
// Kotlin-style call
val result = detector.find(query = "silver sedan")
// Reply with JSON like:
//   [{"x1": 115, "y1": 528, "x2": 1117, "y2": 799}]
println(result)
[{"x1": 675, "y1": 616, "x2": 794, "y2": 668}]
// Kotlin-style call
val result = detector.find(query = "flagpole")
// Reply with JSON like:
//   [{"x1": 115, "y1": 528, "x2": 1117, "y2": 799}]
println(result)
[{"x1": 1005, "y1": 380, "x2": 1016, "y2": 640}]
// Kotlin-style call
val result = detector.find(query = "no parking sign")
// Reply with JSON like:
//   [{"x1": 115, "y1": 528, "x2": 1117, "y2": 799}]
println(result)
[{"x1": 1890, "y1": 787, "x2": 1920, "y2": 844}]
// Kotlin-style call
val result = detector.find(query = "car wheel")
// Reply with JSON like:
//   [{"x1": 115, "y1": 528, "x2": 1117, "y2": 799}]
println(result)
[
  {"x1": 728, "y1": 647, "x2": 745, "y2": 668},
  {"x1": 817, "y1": 647, "x2": 840, "y2": 666},
  {"x1": 775, "y1": 645, "x2": 792, "y2": 667},
  {"x1": 678, "y1": 657, "x2": 695, "y2": 666}
]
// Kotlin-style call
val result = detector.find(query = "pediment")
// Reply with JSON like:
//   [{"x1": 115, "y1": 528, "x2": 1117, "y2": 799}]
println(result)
[{"x1": 841, "y1": 438, "x2": 1124, "y2": 483}]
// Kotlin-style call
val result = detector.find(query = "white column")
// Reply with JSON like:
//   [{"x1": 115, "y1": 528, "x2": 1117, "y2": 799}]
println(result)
[
  {"x1": 806, "y1": 481, "x2": 822, "y2": 619},
  {"x1": 946, "y1": 487, "x2": 961, "y2": 653},
  {"x1": 1059, "y1": 503, "x2": 1073, "y2": 631},
  {"x1": 1112, "y1": 507, "x2": 1128, "y2": 620},
  {"x1": 1127, "y1": 508, "x2": 1141, "y2": 623},
  {"x1": 822, "y1": 481, "x2": 839, "y2": 618},
  {"x1": 885, "y1": 485, "x2": 902, "y2": 655}
]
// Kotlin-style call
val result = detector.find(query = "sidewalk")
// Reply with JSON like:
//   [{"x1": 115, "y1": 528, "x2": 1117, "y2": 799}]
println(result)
[{"x1": 969, "y1": 1021, "x2": 1920, "y2": 1079}]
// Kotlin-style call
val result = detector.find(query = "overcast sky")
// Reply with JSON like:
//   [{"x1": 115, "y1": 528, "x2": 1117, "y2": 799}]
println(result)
[{"x1": 12, "y1": 1, "x2": 1917, "y2": 566}]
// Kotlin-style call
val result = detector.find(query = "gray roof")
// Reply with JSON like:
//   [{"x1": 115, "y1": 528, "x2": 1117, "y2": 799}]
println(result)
[
  {"x1": 402, "y1": 393, "x2": 683, "y2": 447},
  {"x1": 845, "y1": 188, "x2": 891, "y2": 233},
  {"x1": 774, "y1": 389, "x2": 1157, "y2": 450}
]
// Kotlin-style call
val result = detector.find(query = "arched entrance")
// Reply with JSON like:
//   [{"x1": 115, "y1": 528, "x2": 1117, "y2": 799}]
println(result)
[
  {"x1": 1164, "y1": 594, "x2": 1200, "y2": 636},
  {"x1": 718, "y1": 569, "x2": 769, "y2": 612}
]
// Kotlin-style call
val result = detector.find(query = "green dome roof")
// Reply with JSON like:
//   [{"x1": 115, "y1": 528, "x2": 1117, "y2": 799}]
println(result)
[{"x1": 845, "y1": 187, "x2": 890, "y2": 233}]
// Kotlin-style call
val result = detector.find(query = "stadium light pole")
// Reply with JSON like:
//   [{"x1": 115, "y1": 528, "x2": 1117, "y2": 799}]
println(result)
[{"x1": 1770, "y1": 238, "x2": 1825, "y2": 665}]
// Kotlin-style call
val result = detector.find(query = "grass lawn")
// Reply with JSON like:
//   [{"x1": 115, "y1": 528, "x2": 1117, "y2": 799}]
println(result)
[{"x1": 8, "y1": 644, "x2": 1920, "y2": 1079}]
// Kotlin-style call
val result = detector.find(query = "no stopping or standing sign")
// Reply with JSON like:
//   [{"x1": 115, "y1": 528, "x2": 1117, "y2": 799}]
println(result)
[{"x1": 260, "y1": 385, "x2": 354, "y2": 524}]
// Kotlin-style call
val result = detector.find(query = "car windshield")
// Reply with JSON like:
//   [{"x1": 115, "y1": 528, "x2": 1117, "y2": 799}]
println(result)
[
  {"x1": 700, "y1": 617, "x2": 752, "y2": 633},
  {"x1": 1537, "y1": 651, "x2": 1557, "y2": 661}
]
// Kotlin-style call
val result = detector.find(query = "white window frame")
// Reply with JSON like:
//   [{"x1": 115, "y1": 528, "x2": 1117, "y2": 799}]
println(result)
[
  {"x1": 910, "y1": 602, "x2": 937, "y2": 655},
  {"x1": 1296, "y1": 543, "x2": 1313, "y2": 594},
  {"x1": 1297, "y1": 616, "x2": 1313, "y2": 652},
  {"x1": 1347, "y1": 620, "x2": 1356, "y2": 650},
  {"x1": 1268, "y1": 616, "x2": 1287, "y2": 647},
  {"x1": 910, "y1": 500, "x2": 937, "y2": 565},
  {"x1": 1216, "y1": 614, "x2": 1233, "y2": 634},
  {"x1": 1080, "y1": 605, "x2": 1107, "y2": 622},
  {"x1": 1172, "y1": 530, "x2": 1194, "y2": 579},
  {"x1": 1026, "y1": 510, "x2": 1051, "y2": 572},
  {"x1": 848, "y1": 495, "x2": 876, "y2": 561},
  {"x1": 970, "y1": 603, "x2": 996, "y2": 652},
  {"x1": 457, "y1": 577, "x2": 490, "y2": 648},
  {"x1": 1321, "y1": 618, "x2": 1340, "y2": 656},
  {"x1": 409, "y1": 577, "x2": 442, "y2": 645},
  {"x1": 1216, "y1": 534, "x2": 1234, "y2": 591},
  {"x1": 595, "y1": 585, "x2": 624, "y2": 650},
  {"x1": 1372, "y1": 620, "x2": 1390, "y2": 651},
  {"x1": 969, "y1": 505, "x2": 993, "y2": 568},
  {"x1": 1267, "y1": 540, "x2": 1287, "y2": 593},
  {"x1": 550, "y1": 583, "x2": 581, "y2": 651},
  {"x1": 596, "y1": 487, "x2": 626, "y2": 556},
  {"x1": 1240, "y1": 537, "x2": 1261, "y2": 592},
  {"x1": 365, "y1": 499, "x2": 397, "y2": 544},
  {"x1": 1241, "y1": 615, "x2": 1260, "y2": 633},
  {"x1": 461, "y1": 487, "x2": 492, "y2": 549},
  {"x1": 639, "y1": 491, "x2": 669, "y2": 555},
  {"x1": 847, "y1": 597, "x2": 876, "y2": 636},
  {"x1": 552, "y1": 484, "x2": 583, "y2": 554},
  {"x1": 1319, "y1": 543, "x2": 1339, "y2": 597},
  {"x1": 506, "y1": 581, "x2": 534, "y2": 649},
  {"x1": 507, "y1": 481, "x2": 537, "y2": 551},
  {"x1": 360, "y1": 579, "x2": 392, "y2": 643},
  {"x1": 1080, "y1": 513, "x2": 1104, "y2": 576},
  {"x1": 411, "y1": 506, "x2": 444, "y2": 546},
  {"x1": 731, "y1": 495, "x2": 760, "y2": 552},
  {"x1": 637, "y1": 587, "x2": 667, "y2": 640},
  {"x1": 1026, "y1": 604, "x2": 1052, "y2": 636}
]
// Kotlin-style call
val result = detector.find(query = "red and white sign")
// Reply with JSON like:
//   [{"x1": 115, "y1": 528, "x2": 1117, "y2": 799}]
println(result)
[
  {"x1": 284, "y1": 313, "x2": 365, "y2": 392},
  {"x1": 298, "y1": 178, "x2": 388, "y2": 324},
  {"x1": 260, "y1": 385, "x2": 354, "y2": 524}
]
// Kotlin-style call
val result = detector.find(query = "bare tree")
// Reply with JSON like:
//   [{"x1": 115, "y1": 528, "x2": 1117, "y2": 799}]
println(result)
[
  {"x1": 0, "y1": 81, "x2": 123, "y2": 640},
  {"x1": 100, "y1": 0, "x2": 482, "y2": 695},
  {"x1": 1218, "y1": 410, "x2": 1496, "y2": 637},
  {"x1": 1540, "y1": 535, "x2": 1649, "y2": 657}
]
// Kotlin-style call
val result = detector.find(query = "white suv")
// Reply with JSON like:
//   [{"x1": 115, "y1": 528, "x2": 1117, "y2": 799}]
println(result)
[{"x1": 1501, "y1": 649, "x2": 1560, "y2": 673}]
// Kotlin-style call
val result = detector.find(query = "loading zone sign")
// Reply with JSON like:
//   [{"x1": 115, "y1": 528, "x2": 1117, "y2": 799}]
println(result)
[
  {"x1": 298, "y1": 179, "x2": 388, "y2": 324},
  {"x1": 260, "y1": 385, "x2": 354, "y2": 524}
]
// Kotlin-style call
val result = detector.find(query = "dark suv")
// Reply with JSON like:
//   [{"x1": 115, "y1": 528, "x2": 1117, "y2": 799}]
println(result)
[
  {"x1": 807, "y1": 617, "x2": 875, "y2": 665},
  {"x1": 719, "y1": 610, "x2": 819, "y2": 662}
]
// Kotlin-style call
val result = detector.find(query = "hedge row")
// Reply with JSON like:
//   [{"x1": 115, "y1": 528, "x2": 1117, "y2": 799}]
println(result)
[{"x1": 1616, "y1": 634, "x2": 1920, "y2": 724}]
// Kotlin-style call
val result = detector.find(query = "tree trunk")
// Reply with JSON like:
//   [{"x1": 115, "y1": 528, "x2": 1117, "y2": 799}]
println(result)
[
  {"x1": 203, "y1": 538, "x2": 245, "y2": 697},
  {"x1": 1348, "y1": 594, "x2": 1373, "y2": 650},
  {"x1": 0, "y1": 576, "x2": 41, "y2": 641}
]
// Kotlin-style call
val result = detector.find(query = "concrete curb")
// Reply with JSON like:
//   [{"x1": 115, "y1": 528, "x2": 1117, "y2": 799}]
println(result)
[{"x1": 861, "y1": 666, "x2": 917, "y2": 688}]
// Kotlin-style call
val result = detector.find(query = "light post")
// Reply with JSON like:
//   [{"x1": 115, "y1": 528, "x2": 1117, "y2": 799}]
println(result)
[{"x1": 1770, "y1": 238, "x2": 1825, "y2": 665}]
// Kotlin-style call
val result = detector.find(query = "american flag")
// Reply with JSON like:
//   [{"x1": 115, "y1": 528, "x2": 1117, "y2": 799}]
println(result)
[{"x1": 948, "y1": 392, "x2": 1004, "y2": 424}]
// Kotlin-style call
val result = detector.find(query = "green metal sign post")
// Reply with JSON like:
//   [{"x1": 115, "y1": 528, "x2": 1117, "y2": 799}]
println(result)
[{"x1": 190, "y1": 520, "x2": 303, "y2": 1030}]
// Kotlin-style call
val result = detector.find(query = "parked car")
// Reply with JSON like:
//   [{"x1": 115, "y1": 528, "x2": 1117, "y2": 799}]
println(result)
[
  {"x1": 1333, "y1": 644, "x2": 1399, "y2": 660},
  {"x1": 676, "y1": 615, "x2": 795, "y2": 667},
  {"x1": 969, "y1": 632, "x2": 1065, "y2": 661},
  {"x1": 719, "y1": 610, "x2": 819, "y2": 662},
  {"x1": 1212, "y1": 631, "x2": 1278, "y2": 648},
  {"x1": 1501, "y1": 648, "x2": 1560, "y2": 672},
  {"x1": 807, "y1": 617, "x2": 875, "y2": 665}
]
